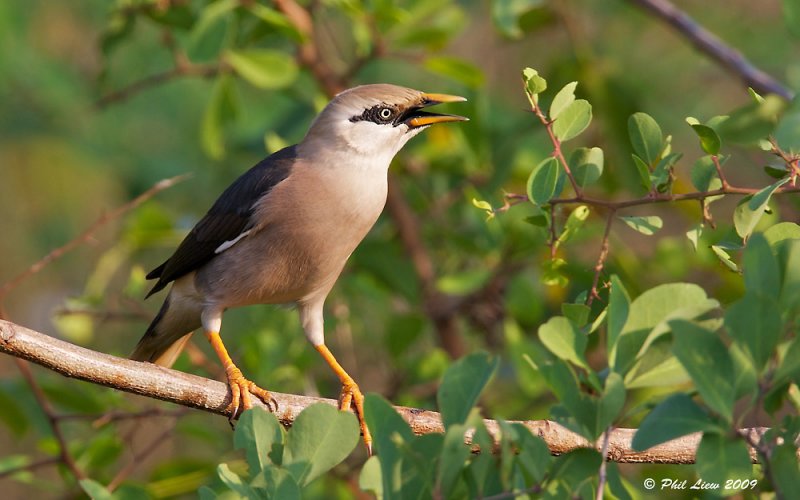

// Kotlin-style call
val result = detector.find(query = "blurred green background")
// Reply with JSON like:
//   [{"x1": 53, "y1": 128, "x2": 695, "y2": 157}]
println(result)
[{"x1": 1, "y1": 0, "x2": 798, "y2": 497}]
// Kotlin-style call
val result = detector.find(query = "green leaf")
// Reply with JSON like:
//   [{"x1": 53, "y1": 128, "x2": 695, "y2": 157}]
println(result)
[
  {"x1": 189, "y1": 0, "x2": 238, "y2": 53},
  {"x1": 607, "y1": 275, "x2": 630, "y2": 365},
  {"x1": 597, "y1": 372, "x2": 626, "y2": 432},
  {"x1": 425, "y1": 56, "x2": 484, "y2": 88},
  {"x1": 764, "y1": 222, "x2": 800, "y2": 246},
  {"x1": 437, "y1": 352, "x2": 498, "y2": 429},
  {"x1": 686, "y1": 224, "x2": 703, "y2": 252},
  {"x1": 364, "y1": 394, "x2": 414, "y2": 496},
  {"x1": 247, "y1": 4, "x2": 303, "y2": 42},
  {"x1": 726, "y1": 294, "x2": 782, "y2": 372},
  {"x1": 651, "y1": 152, "x2": 681, "y2": 192},
  {"x1": 771, "y1": 441, "x2": 800, "y2": 494},
  {"x1": 774, "y1": 95, "x2": 800, "y2": 153},
  {"x1": 283, "y1": 403, "x2": 360, "y2": 487},
  {"x1": 522, "y1": 67, "x2": 546, "y2": 101},
  {"x1": 539, "y1": 316, "x2": 588, "y2": 369},
  {"x1": 201, "y1": 75, "x2": 238, "y2": 160},
  {"x1": 631, "y1": 154, "x2": 652, "y2": 191},
  {"x1": 689, "y1": 123, "x2": 721, "y2": 154},
  {"x1": 632, "y1": 393, "x2": 719, "y2": 450},
  {"x1": 690, "y1": 155, "x2": 723, "y2": 192},
  {"x1": 550, "y1": 81, "x2": 578, "y2": 120},
  {"x1": 628, "y1": 112, "x2": 663, "y2": 165},
  {"x1": 436, "y1": 423, "x2": 470, "y2": 499},
  {"x1": 619, "y1": 215, "x2": 662, "y2": 235},
  {"x1": 774, "y1": 336, "x2": 800, "y2": 386},
  {"x1": 472, "y1": 198, "x2": 494, "y2": 219},
  {"x1": 226, "y1": 49, "x2": 298, "y2": 89},
  {"x1": 556, "y1": 205, "x2": 590, "y2": 246},
  {"x1": 570, "y1": 147, "x2": 604, "y2": 187},
  {"x1": 743, "y1": 233, "x2": 780, "y2": 297},
  {"x1": 717, "y1": 95, "x2": 786, "y2": 144},
  {"x1": 541, "y1": 257, "x2": 568, "y2": 287},
  {"x1": 614, "y1": 283, "x2": 714, "y2": 375},
  {"x1": 552, "y1": 99, "x2": 592, "y2": 142},
  {"x1": 526, "y1": 157, "x2": 560, "y2": 205},
  {"x1": 358, "y1": 456, "x2": 383, "y2": 499},
  {"x1": 670, "y1": 320, "x2": 735, "y2": 421},
  {"x1": 234, "y1": 408, "x2": 284, "y2": 472},
  {"x1": 550, "y1": 449, "x2": 603, "y2": 492},
  {"x1": 217, "y1": 463, "x2": 258, "y2": 497},
  {"x1": 79, "y1": 480, "x2": 113, "y2": 500},
  {"x1": 493, "y1": 0, "x2": 545, "y2": 39},
  {"x1": 711, "y1": 245, "x2": 739, "y2": 272},
  {"x1": 695, "y1": 434, "x2": 753, "y2": 485},
  {"x1": 561, "y1": 303, "x2": 590, "y2": 327},
  {"x1": 256, "y1": 467, "x2": 302, "y2": 500},
  {"x1": 509, "y1": 423, "x2": 551, "y2": 483},
  {"x1": 734, "y1": 178, "x2": 790, "y2": 240}
]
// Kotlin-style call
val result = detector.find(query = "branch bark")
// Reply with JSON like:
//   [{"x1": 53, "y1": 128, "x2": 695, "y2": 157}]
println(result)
[
  {"x1": 628, "y1": 0, "x2": 793, "y2": 100},
  {"x1": 0, "y1": 319, "x2": 768, "y2": 464}
]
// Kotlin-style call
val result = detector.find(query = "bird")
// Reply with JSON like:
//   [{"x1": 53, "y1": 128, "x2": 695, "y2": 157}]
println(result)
[{"x1": 131, "y1": 84, "x2": 467, "y2": 453}]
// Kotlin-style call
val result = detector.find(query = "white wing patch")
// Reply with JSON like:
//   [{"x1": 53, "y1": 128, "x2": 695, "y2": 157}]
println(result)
[{"x1": 214, "y1": 230, "x2": 251, "y2": 254}]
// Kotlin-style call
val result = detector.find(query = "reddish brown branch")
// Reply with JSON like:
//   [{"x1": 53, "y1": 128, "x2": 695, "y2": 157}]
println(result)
[
  {"x1": 587, "y1": 211, "x2": 615, "y2": 306},
  {"x1": 0, "y1": 319, "x2": 775, "y2": 464},
  {"x1": 628, "y1": 0, "x2": 793, "y2": 100}
]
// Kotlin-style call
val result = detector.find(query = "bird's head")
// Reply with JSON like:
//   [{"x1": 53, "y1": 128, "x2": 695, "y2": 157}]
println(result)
[{"x1": 303, "y1": 84, "x2": 467, "y2": 163}]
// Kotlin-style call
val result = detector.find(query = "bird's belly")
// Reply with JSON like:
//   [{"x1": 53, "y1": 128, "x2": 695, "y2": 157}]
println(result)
[{"x1": 194, "y1": 220, "x2": 371, "y2": 308}]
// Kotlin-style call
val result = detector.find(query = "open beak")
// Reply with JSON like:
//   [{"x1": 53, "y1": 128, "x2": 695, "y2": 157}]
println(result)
[{"x1": 404, "y1": 93, "x2": 469, "y2": 128}]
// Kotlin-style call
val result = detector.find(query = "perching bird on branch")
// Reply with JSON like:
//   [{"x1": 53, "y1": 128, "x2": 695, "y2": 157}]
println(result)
[{"x1": 131, "y1": 84, "x2": 467, "y2": 453}]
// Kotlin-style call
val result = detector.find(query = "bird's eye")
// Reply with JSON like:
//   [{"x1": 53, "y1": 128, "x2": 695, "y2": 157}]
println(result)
[{"x1": 378, "y1": 107, "x2": 393, "y2": 121}]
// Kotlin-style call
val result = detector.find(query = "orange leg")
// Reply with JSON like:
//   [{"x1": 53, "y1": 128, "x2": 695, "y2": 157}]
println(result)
[
  {"x1": 206, "y1": 331, "x2": 276, "y2": 419},
  {"x1": 315, "y1": 344, "x2": 373, "y2": 455}
]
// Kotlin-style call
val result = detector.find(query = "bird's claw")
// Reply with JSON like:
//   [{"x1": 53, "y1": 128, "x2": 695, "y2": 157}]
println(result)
[
  {"x1": 338, "y1": 380, "x2": 373, "y2": 455},
  {"x1": 224, "y1": 365, "x2": 277, "y2": 421}
]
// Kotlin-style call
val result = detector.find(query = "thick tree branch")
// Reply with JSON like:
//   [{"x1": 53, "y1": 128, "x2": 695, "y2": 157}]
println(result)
[
  {"x1": 628, "y1": 0, "x2": 793, "y2": 99},
  {"x1": 0, "y1": 319, "x2": 770, "y2": 464}
]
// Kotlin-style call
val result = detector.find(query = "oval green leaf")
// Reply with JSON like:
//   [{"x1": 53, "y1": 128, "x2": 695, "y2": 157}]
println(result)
[
  {"x1": 552, "y1": 99, "x2": 592, "y2": 142},
  {"x1": 226, "y1": 49, "x2": 298, "y2": 89}
]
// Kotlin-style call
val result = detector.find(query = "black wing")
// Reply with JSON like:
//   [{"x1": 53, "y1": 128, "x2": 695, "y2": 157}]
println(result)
[{"x1": 145, "y1": 145, "x2": 297, "y2": 298}]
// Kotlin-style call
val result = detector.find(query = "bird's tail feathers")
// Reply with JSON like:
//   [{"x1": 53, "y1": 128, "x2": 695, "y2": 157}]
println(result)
[{"x1": 131, "y1": 293, "x2": 202, "y2": 368}]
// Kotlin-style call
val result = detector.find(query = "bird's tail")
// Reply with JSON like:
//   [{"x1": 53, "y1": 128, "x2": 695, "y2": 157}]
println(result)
[{"x1": 131, "y1": 291, "x2": 202, "y2": 368}]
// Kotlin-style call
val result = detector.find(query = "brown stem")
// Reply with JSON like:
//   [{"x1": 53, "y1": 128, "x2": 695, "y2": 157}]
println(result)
[
  {"x1": 15, "y1": 358, "x2": 86, "y2": 481},
  {"x1": 0, "y1": 319, "x2": 782, "y2": 464},
  {"x1": 628, "y1": 0, "x2": 793, "y2": 100},
  {"x1": 97, "y1": 65, "x2": 219, "y2": 108},
  {"x1": 529, "y1": 98, "x2": 583, "y2": 197},
  {"x1": 587, "y1": 212, "x2": 615, "y2": 307}
]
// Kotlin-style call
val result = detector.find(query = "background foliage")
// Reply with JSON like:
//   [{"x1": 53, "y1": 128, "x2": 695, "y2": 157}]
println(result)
[{"x1": 2, "y1": 0, "x2": 800, "y2": 498}]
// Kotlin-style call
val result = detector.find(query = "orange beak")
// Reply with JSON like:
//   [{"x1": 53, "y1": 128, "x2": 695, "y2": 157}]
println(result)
[{"x1": 404, "y1": 93, "x2": 469, "y2": 128}]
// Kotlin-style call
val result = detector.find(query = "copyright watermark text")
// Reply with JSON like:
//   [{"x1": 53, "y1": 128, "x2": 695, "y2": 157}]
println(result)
[{"x1": 643, "y1": 478, "x2": 758, "y2": 491}]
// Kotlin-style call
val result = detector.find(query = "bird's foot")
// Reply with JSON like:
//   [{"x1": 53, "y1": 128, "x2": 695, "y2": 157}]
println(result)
[
  {"x1": 224, "y1": 365, "x2": 278, "y2": 421},
  {"x1": 338, "y1": 380, "x2": 373, "y2": 455}
]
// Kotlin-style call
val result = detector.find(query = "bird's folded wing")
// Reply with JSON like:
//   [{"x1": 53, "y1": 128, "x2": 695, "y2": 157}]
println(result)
[{"x1": 145, "y1": 145, "x2": 297, "y2": 297}]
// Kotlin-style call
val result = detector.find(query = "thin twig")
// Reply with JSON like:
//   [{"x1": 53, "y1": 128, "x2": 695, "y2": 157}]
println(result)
[
  {"x1": 0, "y1": 457, "x2": 60, "y2": 480},
  {"x1": 587, "y1": 212, "x2": 615, "y2": 307},
  {"x1": 628, "y1": 0, "x2": 793, "y2": 100},
  {"x1": 97, "y1": 65, "x2": 219, "y2": 108},
  {"x1": 596, "y1": 428, "x2": 612, "y2": 500},
  {"x1": 107, "y1": 422, "x2": 178, "y2": 492},
  {"x1": 15, "y1": 358, "x2": 87, "y2": 481},
  {"x1": 529, "y1": 99, "x2": 583, "y2": 197},
  {"x1": 0, "y1": 175, "x2": 189, "y2": 319}
]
